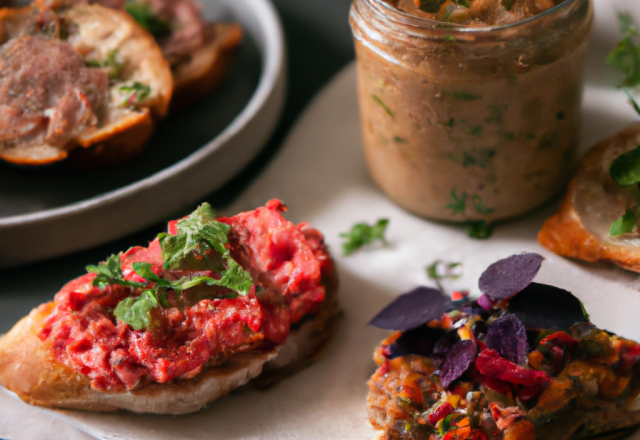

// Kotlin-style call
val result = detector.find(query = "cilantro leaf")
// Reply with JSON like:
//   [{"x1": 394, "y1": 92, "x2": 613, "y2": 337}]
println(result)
[
  {"x1": 84, "y1": 49, "x2": 123, "y2": 80},
  {"x1": 124, "y1": 1, "x2": 171, "y2": 39},
  {"x1": 610, "y1": 208, "x2": 637, "y2": 236},
  {"x1": 607, "y1": 13, "x2": 640, "y2": 88},
  {"x1": 86, "y1": 254, "x2": 145, "y2": 289},
  {"x1": 113, "y1": 290, "x2": 159, "y2": 330},
  {"x1": 339, "y1": 219, "x2": 389, "y2": 256},
  {"x1": 157, "y1": 203, "x2": 253, "y2": 296},
  {"x1": 609, "y1": 145, "x2": 640, "y2": 186}
]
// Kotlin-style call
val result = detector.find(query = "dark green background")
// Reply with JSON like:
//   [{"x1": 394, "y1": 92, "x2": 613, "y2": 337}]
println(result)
[{"x1": 0, "y1": 0, "x2": 354, "y2": 333}]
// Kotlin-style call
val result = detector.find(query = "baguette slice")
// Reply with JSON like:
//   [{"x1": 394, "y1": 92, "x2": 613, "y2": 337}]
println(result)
[
  {"x1": 0, "y1": 4, "x2": 172, "y2": 167},
  {"x1": 538, "y1": 124, "x2": 640, "y2": 272}
]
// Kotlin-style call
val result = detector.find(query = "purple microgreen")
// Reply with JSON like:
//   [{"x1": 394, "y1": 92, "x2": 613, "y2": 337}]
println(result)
[
  {"x1": 478, "y1": 253, "x2": 544, "y2": 300},
  {"x1": 507, "y1": 282, "x2": 590, "y2": 332},
  {"x1": 386, "y1": 326, "x2": 446, "y2": 359},
  {"x1": 369, "y1": 287, "x2": 454, "y2": 330},
  {"x1": 477, "y1": 294, "x2": 494, "y2": 311},
  {"x1": 433, "y1": 330, "x2": 460, "y2": 356},
  {"x1": 439, "y1": 339, "x2": 477, "y2": 389},
  {"x1": 486, "y1": 314, "x2": 529, "y2": 366}
]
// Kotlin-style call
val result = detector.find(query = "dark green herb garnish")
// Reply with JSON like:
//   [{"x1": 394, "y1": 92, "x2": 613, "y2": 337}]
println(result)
[
  {"x1": 427, "y1": 260, "x2": 462, "y2": 292},
  {"x1": 467, "y1": 221, "x2": 492, "y2": 239},
  {"x1": 125, "y1": 1, "x2": 171, "y2": 39},
  {"x1": 446, "y1": 188, "x2": 467, "y2": 214},
  {"x1": 556, "y1": 111, "x2": 565, "y2": 121},
  {"x1": 470, "y1": 125, "x2": 483, "y2": 137},
  {"x1": 418, "y1": 0, "x2": 447, "y2": 13},
  {"x1": 472, "y1": 195, "x2": 495, "y2": 214},
  {"x1": 445, "y1": 118, "x2": 455, "y2": 128},
  {"x1": 84, "y1": 49, "x2": 123, "y2": 80},
  {"x1": 445, "y1": 35, "x2": 455, "y2": 42},
  {"x1": 526, "y1": 133, "x2": 537, "y2": 140},
  {"x1": 120, "y1": 82, "x2": 151, "y2": 106},
  {"x1": 609, "y1": 145, "x2": 640, "y2": 186},
  {"x1": 372, "y1": 95, "x2": 394, "y2": 117},
  {"x1": 113, "y1": 290, "x2": 159, "y2": 331},
  {"x1": 393, "y1": 136, "x2": 408, "y2": 143},
  {"x1": 340, "y1": 219, "x2": 390, "y2": 256},
  {"x1": 610, "y1": 208, "x2": 637, "y2": 236},
  {"x1": 86, "y1": 254, "x2": 145, "y2": 290},
  {"x1": 446, "y1": 91, "x2": 481, "y2": 101},
  {"x1": 607, "y1": 12, "x2": 640, "y2": 89}
]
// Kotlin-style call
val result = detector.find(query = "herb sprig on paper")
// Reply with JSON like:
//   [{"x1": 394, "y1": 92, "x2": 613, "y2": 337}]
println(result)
[{"x1": 340, "y1": 219, "x2": 390, "y2": 256}]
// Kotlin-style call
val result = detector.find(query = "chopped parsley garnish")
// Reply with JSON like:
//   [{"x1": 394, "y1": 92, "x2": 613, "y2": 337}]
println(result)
[
  {"x1": 607, "y1": 12, "x2": 640, "y2": 89},
  {"x1": 120, "y1": 82, "x2": 151, "y2": 106},
  {"x1": 84, "y1": 49, "x2": 123, "y2": 80},
  {"x1": 124, "y1": 1, "x2": 172, "y2": 39},
  {"x1": 393, "y1": 136, "x2": 408, "y2": 143},
  {"x1": 427, "y1": 260, "x2": 462, "y2": 292},
  {"x1": 445, "y1": 91, "x2": 481, "y2": 101},
  {"x1": 372, "y1": 95, "x2": 394, "y2": 117},
  {"x1": 340, "y1": 219, "x2": 389, "y2": 256},
  {"x1": 610, "y1": 209, "x2": 637, "y2": 236},
  {"x1": 90, "y1": 203, "x2": 254, "y2": 330},
  {"x1": 445, "y1": 118, "x2": 455, "y2": 128},
  {"x1": 86, "y1": 254, "x2": 144, "y2": 289},
  {"x1": 466, "y1": 220, "x2": 492, "y2": 239},
  {"x1": 609, "y1": 145, "x2": 640, "y2": 186}
]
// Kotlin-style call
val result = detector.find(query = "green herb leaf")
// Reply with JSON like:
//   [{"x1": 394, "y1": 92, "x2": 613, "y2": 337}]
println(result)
[
  {"x1": 339, "y1": 219, "x2": 389, "y2": 256},
  {"x1": 418, "y1": 0, "x2": 447, "y2": 13},
  {"x1": 84, "y1": 49, "x2": 123, "y2": 80},
  {"x1": 120, "y1": 81, "x2": 151, "y2": 106},
  {"x1": 427, "y1": 260, "x2": 462, "y2": 292},
  {"x1": 610, "y1": 208, "x2": 637, "y2": 236},
  {"x1": 86, "y1": 254, "x2": 145, "y2": 289},
  {"x1": 624, "y1": 88, "x2": 640, "y2": 116},
  {"x1": 607, "y1": 13, "x2": 640, "y2": 88},
  {"x1": 472, "y1": 194, "x2": 495, "y2": 214},
  {"x1": 372, "y1": 95, "x2": 394, "y2": 117},
  {"x1": 113, "y1": 290, "x2": 159, "y2": 330},
  {"x1": 124, "y1": 1, "x2": 171, "y2": 39},
  {"x1": 445, "y1": 91, "x2": 481, "y2": 101},
  {"x1": 158, "y1": 203, "x2": 253, "y2": 296},
  {"x1": 467, "y1": 221, "x2": 492, "y2": 239},
  {"x1": 446, "y1": 188, "x2": 467, "y2": 214},
  {"x1": 609, "y1": 145, "x2": 640, "y2": 186}
]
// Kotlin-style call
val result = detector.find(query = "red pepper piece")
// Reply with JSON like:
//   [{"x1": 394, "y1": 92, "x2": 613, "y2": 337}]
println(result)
[
  {"x1": 516, "y1": 384, "x2": 542, "y2": 403},
  {"x1": 471, "y1": 431, "x2": 488, "y2": 440},
  {"x1": 476, "y1": 349, "x2": 550, "y2": 387},
  {"x1": 473, "y1": 368, "x2": 512, "y2": 395},
  {"x1": 540, "y1": 331, "x2": 578, "y2": 349},
  {"x1": 428, "y1": 402, "x2": 454, "y2": 424},
  {"x1": 618, "y1": 342, "x2": 640, "y2": 375}
]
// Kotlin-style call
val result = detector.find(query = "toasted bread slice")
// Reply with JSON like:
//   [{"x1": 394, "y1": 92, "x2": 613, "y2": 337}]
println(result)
[
  {"x1": 538, "y1": 124, "x2": 640, "y2": 272},
  {"x1": 0, "y1": 4, "x2": 172, "y2": 167},
  {"x1": 0, "y1": 270, "x2": 339, "y2": 415},
  {"x1": 169, "y1": 23, "x2": 243, "y2": 113}
]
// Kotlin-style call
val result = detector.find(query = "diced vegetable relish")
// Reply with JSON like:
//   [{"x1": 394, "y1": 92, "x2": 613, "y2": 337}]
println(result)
[{"x1": 38, "y1": 200, "x2": 332, "y2": 391}]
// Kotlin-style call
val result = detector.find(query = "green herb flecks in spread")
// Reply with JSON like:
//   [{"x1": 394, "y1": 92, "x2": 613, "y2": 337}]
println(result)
[
  {"x1": 340, "y1": 219, "x2": 390, "y2": 256},
  {"x1": 89, "y1": 203, "x2": 254, "y2": 330},
  {"x1": 446, "y1": 188, "x2": 467, "y2": 214},
  {"x1": 120, "y1": 82, "x2": 151, "y2": 107},
  {"x1": 372, "y1": 94, "x2": 394, "y2": 117},
  {"x1": 607, "y1": 146, "x2": 640, "y2": 236},
  {"x1": 84, "y1": 49, "x2": 123, "y2": 80},
  {"x1": 125, "y1": 1, "x2": 172, "y2": 39}
]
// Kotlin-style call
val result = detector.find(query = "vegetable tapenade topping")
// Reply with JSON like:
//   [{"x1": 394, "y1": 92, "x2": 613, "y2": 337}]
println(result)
[{"x1": 367, "y1": 252, "x2": 640, "y2": 440}]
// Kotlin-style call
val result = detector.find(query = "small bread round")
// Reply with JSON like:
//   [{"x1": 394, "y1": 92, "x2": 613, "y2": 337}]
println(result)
[
  {"x1": 169, "y1": 23, "x2": 243, "y2": 113},
  {"x1": 538, "y1": 124, "x2": 640, "y2": 272},
  {"x1": 0, "y1": 4, "x2": 172, "y2": 167},
  {"x1": 0, "y1": 269, "x2": 339, "y2": 414}
]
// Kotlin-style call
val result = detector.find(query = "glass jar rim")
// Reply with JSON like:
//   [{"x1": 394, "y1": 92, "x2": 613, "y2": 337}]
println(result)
[{"x1": 367, "y1": 0, "x2": 585, "y2": 33}]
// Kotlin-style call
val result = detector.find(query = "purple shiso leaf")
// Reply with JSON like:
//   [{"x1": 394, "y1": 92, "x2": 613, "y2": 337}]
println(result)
[
  {"x1": 486, "y1": 314, "x2": 529, "y2": 366},
  {"x1": 477, "y1": 294, "x2": 494, "y2": 311},
  {"x1": 369, "y1": 287, "x2": 454, "y2": 331},
  {"x1": 507, "y1": 282, "x2": 590, "y2": 332},
  {"x1": 479, "y1": 253, "x2": 544, "y2": 300},
  {"x1": 439, "y1": 339, "x2": 477, "y2": 389},
  {"x1": 387, "y1": 326, "x2": 446, "y2": 359}
]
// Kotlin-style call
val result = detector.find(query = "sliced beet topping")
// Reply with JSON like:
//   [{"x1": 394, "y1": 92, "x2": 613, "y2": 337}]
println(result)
[
  {"x1": 507, "y1": 282, "x2": 590, "y2": 332},
  {"x1": 486, "y1": 314, "x2": 528, "y2": 365},
  {"x1": 478, "y1": 253, "x2": 544, "y2": 300},
  {"x1": 439, "y1": 339, "x2": 477, "y2": 389},
  {"x1": 386, "y1": 325, "x2": 446, "y2": 359},
  {"x1": 369, "y1": 287, "x2": 453, "y2": 330}
]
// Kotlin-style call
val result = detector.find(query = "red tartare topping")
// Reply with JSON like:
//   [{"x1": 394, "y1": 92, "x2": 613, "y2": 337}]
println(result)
[{"x1": 38, "y1": 200, "x2": 330, "y2": 391}]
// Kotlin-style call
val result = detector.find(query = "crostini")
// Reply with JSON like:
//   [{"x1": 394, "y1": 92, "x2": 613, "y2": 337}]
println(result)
[
  {"x1": 0, "y1": 3, "x2": 172, "y2": 166},
  {"x1": 0, "y1": 200, "x2": 339, "y2": 414},
  {"x1": 538, "y1": 124, "x2": 640, "y2": 272},
  {"x1": 367, "y1": 253, "x2": 640, "y2": 440}
]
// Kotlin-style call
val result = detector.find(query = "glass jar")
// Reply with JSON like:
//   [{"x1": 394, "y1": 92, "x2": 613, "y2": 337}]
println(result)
[{"x1": 349, "y1": 0, "x2": 593, "y2": 222}]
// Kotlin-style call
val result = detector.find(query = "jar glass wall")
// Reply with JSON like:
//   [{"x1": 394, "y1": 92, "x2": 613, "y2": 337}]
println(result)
[{"x1": 349, "y1": 0, "x2": 593, "y2": 222}]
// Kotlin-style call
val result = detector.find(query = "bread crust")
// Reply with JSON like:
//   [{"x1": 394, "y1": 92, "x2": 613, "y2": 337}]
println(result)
[
  {"x1": 538, "y1": 123, "x2": 640, "y2": 272},
  {"x1": 0, "y1": 4, "x2": 173, "y2": 168},
  {"x1": 0, "y1": 267, "x2": 339, "y2": 415},
  {"x1": 169, "y1": 23, "x2": 243, "y2": 113}
]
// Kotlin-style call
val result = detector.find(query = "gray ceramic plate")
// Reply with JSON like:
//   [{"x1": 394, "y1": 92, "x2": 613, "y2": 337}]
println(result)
[{"x1": 0, "y1": 0, "x2": 286, "y2": 267}]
